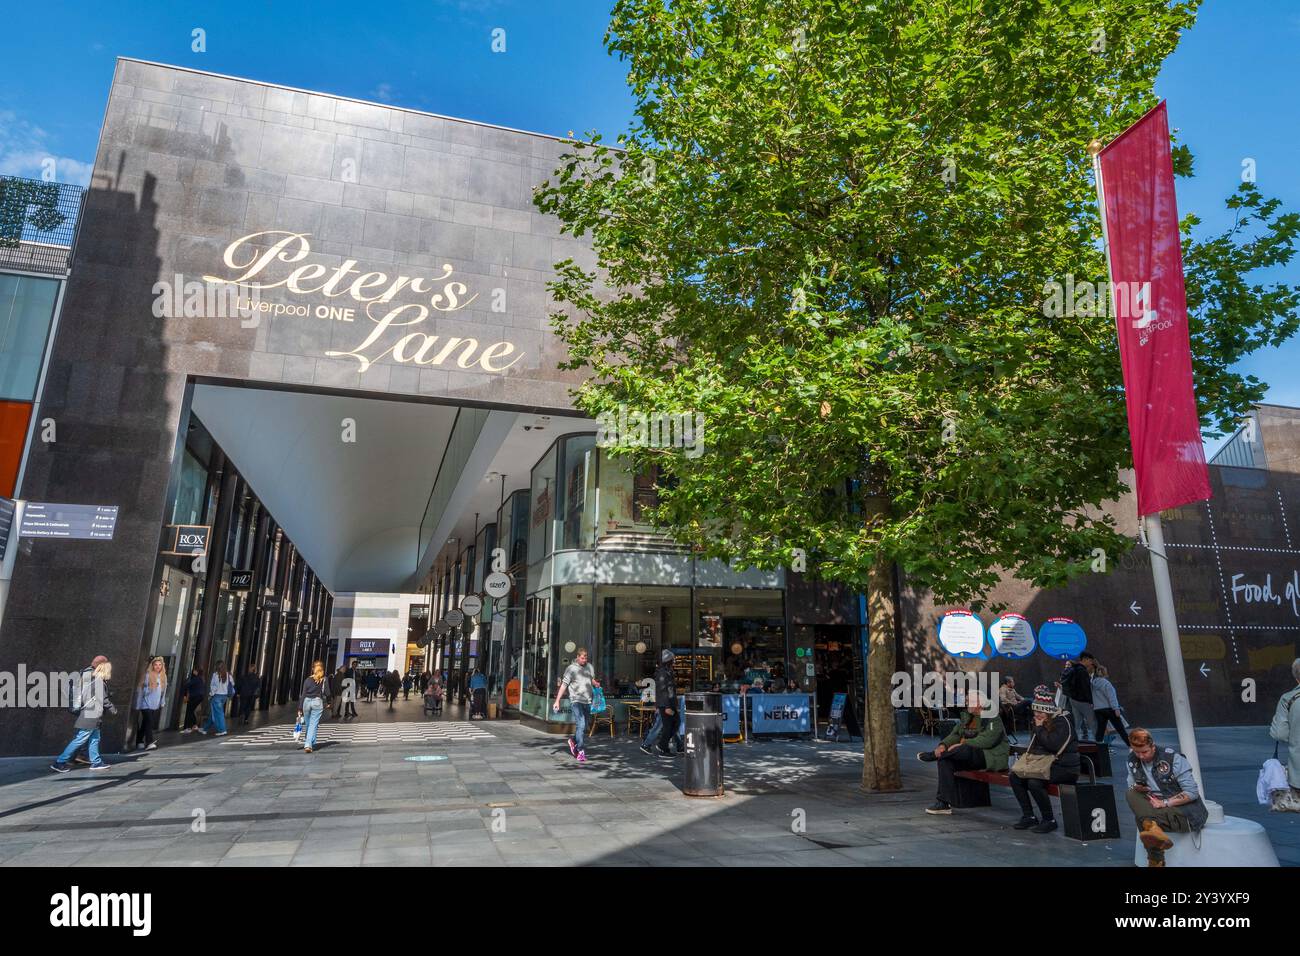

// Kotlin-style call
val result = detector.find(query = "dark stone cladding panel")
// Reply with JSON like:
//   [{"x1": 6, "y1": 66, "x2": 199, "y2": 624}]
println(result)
[{"x1": 0, "y1": 59, "x2": 591, "y2": 755}]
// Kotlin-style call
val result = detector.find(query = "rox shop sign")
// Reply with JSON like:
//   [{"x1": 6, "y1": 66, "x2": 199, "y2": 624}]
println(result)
[
  {"x1": 163, "y1": 524, "x2": 211, "y2": 556},
  {"x1": 202, "y1": 231, "x2": 523, "y2": 374}
]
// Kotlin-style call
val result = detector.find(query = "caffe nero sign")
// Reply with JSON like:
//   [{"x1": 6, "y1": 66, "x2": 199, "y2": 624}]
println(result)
[{"x1": 200, "y1": 231, "x2": 523, "y2": 374}]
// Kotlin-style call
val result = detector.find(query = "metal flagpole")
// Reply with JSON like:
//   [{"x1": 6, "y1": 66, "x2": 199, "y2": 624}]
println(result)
[{"x1": 1088, "y1": 139, "x2": 1207, "y2": 800}]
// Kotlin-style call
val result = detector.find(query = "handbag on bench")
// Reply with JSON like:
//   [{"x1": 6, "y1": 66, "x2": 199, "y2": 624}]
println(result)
[{"x1": 1011, "y1": 722, "x2": 1072, "y2": 781}]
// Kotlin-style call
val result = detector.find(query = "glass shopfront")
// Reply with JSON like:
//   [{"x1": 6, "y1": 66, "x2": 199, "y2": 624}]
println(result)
[{"x1": 438, "y1": 431, "x2": 810, "y2": 729}]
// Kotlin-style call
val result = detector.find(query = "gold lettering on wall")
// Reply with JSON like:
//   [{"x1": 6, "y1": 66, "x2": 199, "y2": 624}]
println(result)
[{"x1": 202, "y1": 231, "x2": 523, "y2": 374}]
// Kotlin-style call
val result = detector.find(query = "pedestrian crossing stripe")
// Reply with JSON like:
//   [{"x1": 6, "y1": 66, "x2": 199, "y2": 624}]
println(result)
[{"x1": 218, "y1": 721, "x2": 494, "y2": 747}]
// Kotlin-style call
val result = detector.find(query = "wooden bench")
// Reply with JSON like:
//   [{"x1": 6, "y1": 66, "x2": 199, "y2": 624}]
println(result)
[
  {"x1": 954, "y1": 769, "x2": 1061, "y2": 800},
  {"x1": 951, "y1": 762, "x2": 1120, "y2": 841},
  {"x1": 1010, "y1": 741, "x2": 1111, "y2": 777}
]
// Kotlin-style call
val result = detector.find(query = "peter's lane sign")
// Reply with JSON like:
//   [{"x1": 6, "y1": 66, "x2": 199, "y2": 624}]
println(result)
[
  {"x1": 201, "y1": 231, "x2": 523, "y2": 374},
  {"x1": 19, "y1": 502, "x2": 119, "y2": 541}
]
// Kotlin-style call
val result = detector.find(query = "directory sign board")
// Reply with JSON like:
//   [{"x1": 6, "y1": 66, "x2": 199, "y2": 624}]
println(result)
[{"x1": 19, "y1": 502, "x2": 118, "y2": 540}]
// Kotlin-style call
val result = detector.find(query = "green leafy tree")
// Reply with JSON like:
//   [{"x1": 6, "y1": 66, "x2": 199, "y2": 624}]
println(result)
[{"x1": 535, "y1": 0, "x2": 1300, "y2": 790}]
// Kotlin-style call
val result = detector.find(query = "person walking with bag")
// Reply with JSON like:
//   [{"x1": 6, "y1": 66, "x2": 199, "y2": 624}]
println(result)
[
  {"x1": 135, "y1": 657, "x2": 167, "y2": 751},
  {"x1": 50, "y1": 656, "x2": 117, "y2": 773},
  {"x1": 299, "y1": 660, "x2": 332, "y2": 754},
  {"x1": 199, "y1": 661, "x2": 235, "y2": 736},
  {"x1": 553, "y1": 647, "x2": 599, "y2": 763},
  {"x1": 1268, "y1": 658, "x2": 1300, "y2": 812},
  {"x1": 1086, "y1": 658, "x2": 1130, "y2": 746},
  {"x1": 1008, "y1": 685, "x2": 1081, "y2": 833}
]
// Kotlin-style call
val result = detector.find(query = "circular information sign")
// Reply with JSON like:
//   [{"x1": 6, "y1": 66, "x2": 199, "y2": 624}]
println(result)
[
  {"x1": 445, "y1": 609, "x2": 464, "y2": 627},
  {"x1": 433, "y1": 620, "x2": 450, "y2": 636},
  {"x1": 989, "y1": 613, "x2": 1036, "y2": 658},
  {"x1": 460, "y1": 595, "x2": 483, "y2": 617},
  {"x1": 505, "y1": 678, "x2": 521, "y2": 707},
  {"x1": 937, "y1": 610, "x2": 987, "y2": 657},
  {"x1": 484, "y1": 572, "x2": 512, "y2": 599},
  {"x1": 1037, "y1": 617, "x2": 1087, "y2": 659}
]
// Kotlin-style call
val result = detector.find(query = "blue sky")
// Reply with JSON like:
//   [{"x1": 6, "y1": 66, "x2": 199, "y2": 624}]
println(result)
[{"x1": 1, "y1": 0, "x2": 1296, "y2": 445}]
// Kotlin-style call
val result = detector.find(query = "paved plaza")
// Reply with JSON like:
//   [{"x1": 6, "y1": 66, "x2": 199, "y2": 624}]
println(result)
[{"x1": 0, "y1": 700, "x2": 1293, "y2": 867}]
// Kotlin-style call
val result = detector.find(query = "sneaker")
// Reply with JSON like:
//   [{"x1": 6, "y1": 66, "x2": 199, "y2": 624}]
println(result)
[
  {"x1": 195, "y1": 728, "x2": 207, "y2": 735},
  {"x1": 180, "y1": 728, "x2": 193, "y2": 735},
  {"x1": 136, "y1": 742, "x2": 146, "y2": 751},
  {"x1": 576, "y1": 751, "x2": 587, "y2": 763},
  {"x1": 49, "y1": 763, "x2": 70, "y2": 774},
  {"x1": 304, "y1": 747, "x2": 313, "y2": 754},
  {"x1": 72, "y1": 755, "x2": 92, "y2": 766},
  {"x1": 145, "y1": 742, "x2": 158, "y2": 751},
  {"x1": 639, "y1": 744, "x2": 654, "y2": 756},
  {"x1": 924, "y1": 802, "x2": 953, "y2": 815},
  {"x1": 1013, "y1": 815, "x2": 1038, "y2": 830},
  {"x1": 214, "y1": 732, "x2": 227, "y2": 737},
  {"x1": 567, "y1": 738, "x2": 577, "y2": 757},
  {"x1": 1031, "y1": 818, "x2": 1058, "y2": 834},
  {"x1": 917, "y1": 751, "x2": 938, "y2": 762},
  {"x1": 656, "y1": 749, "x2": 674, "y2": 759},
  {"x1": 88, "y1": 763, "x2": 111, "y2": 771}
]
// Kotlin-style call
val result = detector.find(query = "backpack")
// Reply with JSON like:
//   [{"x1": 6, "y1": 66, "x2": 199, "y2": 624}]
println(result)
[
  {"x1": 68, "y1": 670, "x2": 101, "y2": 716},
  {"x1": 67, "y1": 671, "x2": 87, "y2": 715}
]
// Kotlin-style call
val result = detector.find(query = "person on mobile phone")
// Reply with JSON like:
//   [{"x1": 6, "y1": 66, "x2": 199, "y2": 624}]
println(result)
[{"x1": 1125, "y1": 728, "x2": 1207, "y2": 867}]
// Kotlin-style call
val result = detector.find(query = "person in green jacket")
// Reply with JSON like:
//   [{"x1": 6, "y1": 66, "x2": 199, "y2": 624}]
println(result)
[{"x1": 918, "y1": 690, "x2": 1009, "y2": 815}]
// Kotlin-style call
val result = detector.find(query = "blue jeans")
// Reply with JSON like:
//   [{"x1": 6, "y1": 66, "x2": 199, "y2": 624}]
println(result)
[
  {"x1": 571, "y1": 702, "x2": 591, "y2": 753},
  {"x1": 202, "y1": 694, "x2": 228, "y2": 733},
  {"x1": 302, "y1": 698, "x2": 324, "y2": 749},
  {"x1": 57, "y1": 727, "x2": 102, "y2": 766},
  {"x1": 642, "y1": 709, "x2": 683, "y2": 750}
]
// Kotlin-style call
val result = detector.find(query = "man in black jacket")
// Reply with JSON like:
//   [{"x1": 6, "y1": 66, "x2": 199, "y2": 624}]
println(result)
[
  {"x1": 236, "y1": 667, "x2": 261, "y2": 725},
  {"x1": 1058, "y1": 655, "x2": 1095, "y2": 742},
  {"x1": 180, "y1": 667, "x2": 206, "y2": 734},
  {"x1": 653, "y1": 650, "x2": 679, "y2": 758}
]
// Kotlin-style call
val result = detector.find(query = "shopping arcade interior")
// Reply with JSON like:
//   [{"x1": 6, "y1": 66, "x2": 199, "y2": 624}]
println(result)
[{"x1": 148, "y1": 379, "x2": 860, "y2": 735}]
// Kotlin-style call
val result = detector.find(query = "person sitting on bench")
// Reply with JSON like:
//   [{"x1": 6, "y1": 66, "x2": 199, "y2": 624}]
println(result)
[
  {"x1": 918, "y1": 690, "x2": 1008, "y2": 815},
  {"x1": 999, "y1": 677, "x2": 1031, "y2": 731},
  {"x1": 1009, "y1": 685, "x2": 1080, "y2": 833},
  {"x1": 1125, "y1": 728, "x2": 1208, "y2": 867}
]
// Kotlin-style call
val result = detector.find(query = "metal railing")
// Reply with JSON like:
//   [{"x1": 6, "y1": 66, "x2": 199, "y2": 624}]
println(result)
[{"x1": 0, "y1": 175, "x2": 85, "y2": 276}]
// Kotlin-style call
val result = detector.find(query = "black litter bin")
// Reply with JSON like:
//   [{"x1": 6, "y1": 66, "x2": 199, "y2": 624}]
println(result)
[{"x1": 683, "y1": 691, "x2": 724, "y2": 797}]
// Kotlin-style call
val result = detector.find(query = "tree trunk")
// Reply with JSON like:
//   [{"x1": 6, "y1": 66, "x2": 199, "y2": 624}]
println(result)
[{"x1": 861, "y1": 494, "x2": 902, "y2": 792}]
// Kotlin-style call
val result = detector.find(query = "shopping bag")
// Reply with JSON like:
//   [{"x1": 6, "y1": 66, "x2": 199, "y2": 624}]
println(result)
[
  {"x1": 293, "y1": 714, "x2": 304, "y2": 742},
  {"x1": 591, "y1": 687, "x2": 607, "y2": 714}
]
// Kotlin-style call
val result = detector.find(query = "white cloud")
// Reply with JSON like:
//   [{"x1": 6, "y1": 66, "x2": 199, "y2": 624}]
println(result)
[
  {"x1": 370, "y1": 83, "x2": 395, "y2": 103},
  {"x1": 0, "y1": 109, "x2": 93, "y2": 187}
]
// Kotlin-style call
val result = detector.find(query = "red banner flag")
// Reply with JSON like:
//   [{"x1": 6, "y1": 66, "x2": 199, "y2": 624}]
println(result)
[{"x1": 1098, "y1": 101, "x2": 1211, "y2": 516}]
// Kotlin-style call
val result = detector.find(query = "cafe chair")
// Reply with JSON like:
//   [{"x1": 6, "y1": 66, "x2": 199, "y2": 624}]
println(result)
[
  {"x1": 626, "y1": 705, "x2": 652, "y2": 739},
  {"x1": 918, "y1": 705, "x2": 941, "y2": 737},
  {"x1": 590, "y1": 709, "x2": 616, "y2": 738}
]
